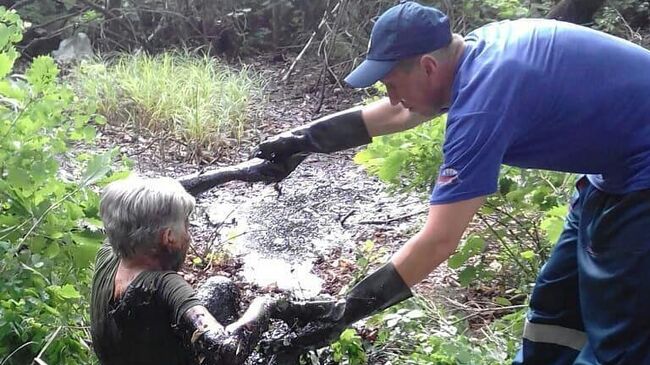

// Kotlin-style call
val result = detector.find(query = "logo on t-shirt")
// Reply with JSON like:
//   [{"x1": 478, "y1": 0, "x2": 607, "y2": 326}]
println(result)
[{"x1": 437, "y1": 168, "x2": 459, "y2": 186}]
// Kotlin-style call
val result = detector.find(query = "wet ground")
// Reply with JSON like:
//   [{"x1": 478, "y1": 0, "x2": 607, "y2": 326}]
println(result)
[{"x1": 192, "y1": 151, "x2": 429, "y2": 298}]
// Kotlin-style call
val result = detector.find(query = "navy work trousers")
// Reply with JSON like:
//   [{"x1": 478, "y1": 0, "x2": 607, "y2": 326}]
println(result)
[{"x1": 513, "y1": 177, "x2": 650, "y2": 364}]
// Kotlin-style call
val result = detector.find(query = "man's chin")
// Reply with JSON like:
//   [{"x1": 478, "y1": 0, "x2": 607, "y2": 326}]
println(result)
[
  {"x1": 413, "y1": 109, "x2": 436, "y2": 118},
  {"x1": 422, "y1": 107, "x2": 449, "y2": 118}
]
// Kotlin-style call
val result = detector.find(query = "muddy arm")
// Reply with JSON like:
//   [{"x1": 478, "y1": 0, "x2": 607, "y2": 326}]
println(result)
[
  {"x1": 177, "y1": 162, "x2": 254, "y2": 197},
  {"x1": 177, "y1": 156, "x2": 306, "y2": 196}
]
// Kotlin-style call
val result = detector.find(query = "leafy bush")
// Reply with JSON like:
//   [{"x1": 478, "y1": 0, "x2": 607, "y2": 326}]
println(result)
[
  {"x1": 70, "y1": 52, "x2": 264, "y2": 153},
  {"x1": 368, "y1": 298, "x2": 522, "y2": 365},
  {"x1": 0, "y1": 8, "x2": 122, "y2": 364},
  {"x1": 331, "y1": 328, "x2": 367, "y2": 365}
]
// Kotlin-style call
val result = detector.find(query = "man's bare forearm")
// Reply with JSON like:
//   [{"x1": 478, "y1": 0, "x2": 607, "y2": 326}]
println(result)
[
  {"x1": 362, "y1": 98, "x2": 429, "y2": 137},
  {"x1": 390, "y1": 197, "x2": 486, "y2": 287},
  {"x1": 390, "y1": 229, "x2": 458, "y2": 287}
]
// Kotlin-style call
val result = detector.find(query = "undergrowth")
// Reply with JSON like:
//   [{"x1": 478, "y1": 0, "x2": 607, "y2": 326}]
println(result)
[{"x1": 70, "y1": 52, "x2": 264, "y2": 154}]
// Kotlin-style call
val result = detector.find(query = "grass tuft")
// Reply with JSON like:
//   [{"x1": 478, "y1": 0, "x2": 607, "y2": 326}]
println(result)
[{"x1": 71, "y1": 52, "x2": 263, "y2": 152}]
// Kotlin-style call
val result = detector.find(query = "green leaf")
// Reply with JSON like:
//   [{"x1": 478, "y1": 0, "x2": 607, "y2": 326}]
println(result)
[
  {"x1": 462, "y1": 236, "x2": 485, "y2": 256},
  {"x1": 458, "y1": 266, "x2": 477, "y2": 286},
  {"x1": 0, "y1": 79, "x2": 27, "y2": 100},
  {"x1": 51, "y1": 284, "x2": 81, "y2": 300},
  {"x1": 0, "y1": 53, "x2": 13, "y2": 78},
  {"x1": 81, "y1": 149, "x2": 113, "y2": 185},
  {"x1": 42, "y1": 303, "x2": 60, "y2": 316},
  {"x1": 44, "y1": 241, "x2": 60, "y2": 259},
  {"x1": 541, "y1": 205, "x2": 568, "y2": 244},
  {"x1": 0, "y1": 24, "x2": 12, "y2": 50},
  {"x1": 378, "y1": 150, "x2": 408, "y2": 182},
  {"x1": 405, "y1": 309, "x2": 425, "y2": 319},
  {"x1": 520, "y1": 250, "x2": 535, "y2": 260},
  {"x1": 70, "y1": 231, "x2": 102, "y2": 267},
  {"x1": 25, "y1": 56, "x2": 58, "y2": 92},
  {"x1": 82, "y1": 125, "x2": 95, "y2": 141},
  {"x1": 447, "y1": 251, "x2": 467, "y2": 269},
  {"x1": 494, "y1": 297, "x2": 512, "y2": 306},
  {"x1": 6, "y1": 166, "x2": 31, "y2": 189},
  {"x1": 62, "y1": 0, "x2": 76, "y2": 10}
]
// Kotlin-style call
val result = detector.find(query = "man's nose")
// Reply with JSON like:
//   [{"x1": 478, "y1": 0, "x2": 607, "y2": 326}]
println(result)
[{"x1": 387, "y1": 91, "x2": 400, "y2": 106}]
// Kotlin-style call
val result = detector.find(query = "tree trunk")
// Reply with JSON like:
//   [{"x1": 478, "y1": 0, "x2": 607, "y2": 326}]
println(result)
[{"x1": 546, "y1": 0, "x2": 606, "y2": 24}]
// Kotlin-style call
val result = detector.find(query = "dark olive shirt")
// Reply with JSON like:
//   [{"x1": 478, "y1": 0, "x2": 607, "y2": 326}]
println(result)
[{"x1": 90, "y1": 242, "x2": 201, "y2": 365}]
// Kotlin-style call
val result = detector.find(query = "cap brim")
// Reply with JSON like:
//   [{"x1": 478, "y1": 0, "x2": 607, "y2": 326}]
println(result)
[{"x1": 344, "y1": 59, "x2": 398, "y2": 88}]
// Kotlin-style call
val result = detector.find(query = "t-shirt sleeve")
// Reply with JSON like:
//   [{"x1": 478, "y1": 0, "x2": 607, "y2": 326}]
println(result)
[
  {"x1": 430, "y1": 111, "x2": 511, "y2": 204},
  {"x1": 157, "y1": 272, "x2": 202, "y2": 326}
]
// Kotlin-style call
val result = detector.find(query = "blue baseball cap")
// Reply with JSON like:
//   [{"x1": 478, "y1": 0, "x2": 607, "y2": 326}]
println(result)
[{"x1": 344, "y1": 1, "x2": 452, "y2": 88}]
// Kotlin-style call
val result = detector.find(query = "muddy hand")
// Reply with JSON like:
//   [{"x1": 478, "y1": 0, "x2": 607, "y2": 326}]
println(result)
[
  {"x1": 226, "y1": 296, "x2": 277, "y2": 338},
  {"x1": 254, "y1": 130, "x2": 310, "y2": 162},
  {"x1": 254, "y1": 109, "x2": 370, "y2": 162},
  {"x1": 261, "y1": 299, "x2": 348, "y2": 355}
]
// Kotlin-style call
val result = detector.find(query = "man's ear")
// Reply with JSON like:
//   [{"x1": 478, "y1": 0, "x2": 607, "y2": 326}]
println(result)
[
  {"x1": 160, "y1": 227, "x2": 178, "y2": 251},
  {"x1": 420, "y1": 55, "x2": 438, "y2": 78}
]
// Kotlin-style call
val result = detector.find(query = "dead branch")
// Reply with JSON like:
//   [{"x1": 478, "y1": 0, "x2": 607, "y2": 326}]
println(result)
[
  {"x1": 282, "y1": 0, "x2": 333, "y2": 83},
  {"x1": 357, "y1": 208, "x2": 429, "y2": 225}
]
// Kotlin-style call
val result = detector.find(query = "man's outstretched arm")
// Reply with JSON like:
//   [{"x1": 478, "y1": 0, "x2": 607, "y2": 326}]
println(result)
[
  {"x1": 254, "y1": 97, "x2": 428, "y2": 177},
  {"x1": 362, "y1": 97, "x2": 430, "y2": 137},
  {"x1": 392, "y1": 196, "x2": 485, "y2": 286},
  {"x1": 264, "y1": 196, "x2": 485, "y2": 356}
]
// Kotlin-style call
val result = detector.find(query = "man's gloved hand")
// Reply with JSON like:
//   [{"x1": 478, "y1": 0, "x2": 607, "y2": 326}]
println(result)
[
  {"x1": 267, "y1": 262, "x2": 412, "y2": 355},
  {"x1": 253, "y1": 109, "x2": 371, "y2": 180},
  {"x1": 239, "y1": 155, "x2": 308, "y2": 184}
]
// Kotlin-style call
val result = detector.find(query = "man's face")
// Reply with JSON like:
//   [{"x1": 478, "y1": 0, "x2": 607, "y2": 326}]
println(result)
[
  {"x1": 381, "y1": 56, "x2": 447, "y2": 117},
  {"x1": 161, "y1": 220, "x2": 192, "y2": 271}
]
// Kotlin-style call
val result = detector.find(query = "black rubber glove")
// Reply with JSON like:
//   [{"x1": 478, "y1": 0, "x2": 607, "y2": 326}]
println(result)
[
  {"x1": 266, "y1": 262, "x2": 412, "y2": 356},
  {"x1": 239, "y1": 155, "x2": 309, "y2": 183},
  {"x1": 255, "y1": 109, "x2": 371, "y2": 171}
]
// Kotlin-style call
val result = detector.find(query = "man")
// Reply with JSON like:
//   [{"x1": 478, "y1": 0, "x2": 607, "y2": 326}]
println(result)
[
  {"x1": 90, "y1": 176, "x2": 270, "y2": 365},
  {"x1": 254, "y1": 1, "x2": 650, "y2": 364}
]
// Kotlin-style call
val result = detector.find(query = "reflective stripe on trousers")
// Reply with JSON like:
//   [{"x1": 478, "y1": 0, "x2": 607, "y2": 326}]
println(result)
[{"x1": 523, "y1": 319, "x2": 587, "y2": 351}]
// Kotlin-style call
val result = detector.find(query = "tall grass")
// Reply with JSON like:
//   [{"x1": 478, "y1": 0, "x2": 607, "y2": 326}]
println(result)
[{"x1": 71, "y1": 52, "x2": 263, "y2": 151}]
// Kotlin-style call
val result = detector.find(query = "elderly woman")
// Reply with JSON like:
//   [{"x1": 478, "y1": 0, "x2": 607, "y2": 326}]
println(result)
[{"x1": 90, "y1": 175, "x2": 263, "y2": 365}]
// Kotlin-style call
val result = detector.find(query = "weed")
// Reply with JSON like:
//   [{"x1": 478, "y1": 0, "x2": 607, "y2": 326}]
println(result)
[{"x1": 70, "y1": 52, "x2": 264, "y2": 155}]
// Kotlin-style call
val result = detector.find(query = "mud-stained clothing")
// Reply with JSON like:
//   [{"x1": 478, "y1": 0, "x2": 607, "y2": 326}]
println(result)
[{"x1": 90, "y1": 242, "x2": 201, "y2": 365}]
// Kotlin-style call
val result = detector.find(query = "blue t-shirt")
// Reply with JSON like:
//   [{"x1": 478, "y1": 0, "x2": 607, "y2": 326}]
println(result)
[{"x1": 430, "y1": 19, "x2": 650, "y2": 204}]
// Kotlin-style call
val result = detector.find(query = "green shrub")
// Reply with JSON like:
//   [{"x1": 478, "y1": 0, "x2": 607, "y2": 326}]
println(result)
[
  {"x1": 368, "y1": 298, "x2": 522, "y2": 365},
  {"x1": 0, "y1": 8, "x2": 121, "y2": 364}
]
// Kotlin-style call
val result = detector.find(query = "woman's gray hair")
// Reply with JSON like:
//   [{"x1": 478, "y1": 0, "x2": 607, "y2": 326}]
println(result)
[{"x1": 99, "y1": 175, "x2": 196, "y2": 259}]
